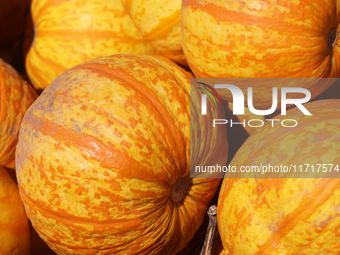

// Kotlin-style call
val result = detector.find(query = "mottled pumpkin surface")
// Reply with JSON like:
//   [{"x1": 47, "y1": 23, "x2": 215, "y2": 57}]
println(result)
[
  {"x1": 0, "y1": 165, "x2": 31, "y2": 255},
  {"x1": 218, "y1": 100, "x2": 340, "y2": 254},
  {"x1": 181, "y1": 0, "x2": 340, "y2": 107},
  {"x1": 0, "y1": 58, "x2": 37, "y2": 170},
  {"x1": 26, "y1": 0, "x2": 158, "y2": 90},
  {"x1": 16, "y1": 55, "x2": 224, "y2": 254},
  {"x1": 122, "y1": 0, "x2": 186, "y2": 65}
]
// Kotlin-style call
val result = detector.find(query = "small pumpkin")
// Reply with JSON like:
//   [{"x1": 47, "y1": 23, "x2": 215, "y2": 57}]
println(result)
[
  {"x1": 26, "y1": 0, "x2": 158, "y2": 90},
  {"x1": 181, "y1": 0, "x2": 339, "y2": 108},
  {"x1": 0, "y1": 58, "x2": 37, "y2": 170},
  {"x1": 218, "y1": 99, "x2": 340, "y2": 254},
  {"x1": 17, "y1": 54, "x2": 228, "y2": 254},
  {"x1": 122, "y1": 0, "x2": 186, "y2": 65},
  {"x1": 0, "y1": 165, "x2": 31, "y2": 255}
]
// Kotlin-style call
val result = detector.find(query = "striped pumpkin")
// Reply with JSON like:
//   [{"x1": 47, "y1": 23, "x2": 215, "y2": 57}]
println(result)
[
  {"x1": 217, "y1": 99, "x2": 340, "y2": 254},
  {"x1": 0, "y1": 165, "x2": 31, "y2": 255},
  {"x1": 0, "y1": 58, "x2": 37, "y2": 170},
  {"x1": 26, "y1": 0, "x2": 158, "y2": 91},
  {"x1": 181, "y1": 0, "x2": 339, "y2": 108},
  {"x1": 16, "y1": 55, "x2": 227, "y2": 254},
  {"x1": 122, "y1": 0, "x2": 186, "y2": 66}
]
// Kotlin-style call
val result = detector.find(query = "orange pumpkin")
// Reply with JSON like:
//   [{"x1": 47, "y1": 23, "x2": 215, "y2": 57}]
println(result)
[
  {"x1": 0, "y1": 58, "x2": 37, "y2": 170},
  {"x1": 218, "y1": 99, "x2": 340, "y2": 254},
  {"x1": 122, "y1": 0, "x2": 186, "y2": 66},
  {"x1": 0, "y1": 165, "x2": 31, "y2": 255},
  {"x1": 26, "y1": 0, "x2": 158, "y2": 90},
  {"x1": 181, "y1": 0, "x2": 339, "y2": 108},
  {"x1": 16, "y1": 55, "x2": 227, "y2": 254}
]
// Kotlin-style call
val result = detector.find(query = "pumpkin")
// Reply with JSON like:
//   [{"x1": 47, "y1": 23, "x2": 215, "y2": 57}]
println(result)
[
  {"x1": 25, "y1": 0, "x2": 159, "y2": 91},
  {"x1": 121, "y1": 0, "x2": 186, "y2": 66},
  {"x1": 0, "y1": 58, "x2": 37, "y2": 170},
  {"x1": 217, "y1": 99, "x2": 340, "y2": 254},
  {"x1": 16, "y1": 54, "x2": 228, "y2": 254},
  {"x1": 181, "y1": 0, "x2": 339, "y2": 108},
  {"x1": 0, "y1": 165, "x2": 31, "y2": 255}
]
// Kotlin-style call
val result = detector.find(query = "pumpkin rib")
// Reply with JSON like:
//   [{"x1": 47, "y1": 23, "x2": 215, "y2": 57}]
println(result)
[
  {"x1": 140, "y1": 9, "x2": 181, "y2": 41},
  {"x1": 70, "y1": 61, "x2": 189, "y2": 179},
  {"x1": 254, "y1": 179, "x2": 340, "y2": 254},
  {"x1": 35, "y1": 30, "x2": 150, "y2": 44},
  {"x1": 23, "y1": 113, "x2": 174, "y2": 185},
  {"x1": 145, "y1": 56, "x2": 191, "y2": 93},
  {"x1": 181, "y1": 200, "x2": 191, "y2": 224},
  {"x1": 190, "y1": 181, "x2": 212, "y2": 186},
  {"x1": 182, "y1": 1, "x2": 322, "y2": 34},
  {"x1": 122, "y1": 0, "x2": 186, "y2": 64},
  {"x1": 27, "y1": 0, "x2": 159, "y2": 90},
  {"x1": 29, "y1": 46, "x2": 67, "y2": 76},
  {"x1": 0, "y1": 58, "x2": 37, "y2": 169},
  {"x1": 136, "y1": 199, "x2": 176, "y2": 253},
  {"x1": 20, "y1": 188, "x2": 150, "y2": 227}
]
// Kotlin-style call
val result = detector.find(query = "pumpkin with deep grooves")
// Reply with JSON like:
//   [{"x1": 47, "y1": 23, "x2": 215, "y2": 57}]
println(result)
[
  {"x1": 217, "y1": 99, "x2": 340, "y2": 254},
  {"x1": 181, "y1": 0, "x2": 340, "y2": 108},
  {"x1": 16, "y1": 55, "x2": 227, "y2": 254},
  {"x1": 26, "y1": 0, "x2": 158, "y2": 90},
  {"x1": 0, "y1": 58, "x2": 37, "y2": 170},
  {"x1": 121, "y1": 0, "x2": 186, "y2": 66}
]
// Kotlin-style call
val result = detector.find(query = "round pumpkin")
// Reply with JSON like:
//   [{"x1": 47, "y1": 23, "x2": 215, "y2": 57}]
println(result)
[
  {"x1": 121, "y1": 0, "x2": 186, "y2": 65},
  {"x1": 26, "y1": 0, "x2": 159, "y2": 91},
  {"x1": 181, "y1": 0, "x2": 340, "y2": 108},
  {"x1": 217, "y1": 99, "x2": 340, "y2": 254},
  {"x1": 16, "y1": 55, "x2": 228, "y2": 254},
  {"x1": 0, "y1": 58, "x2": 37, "y2": 170},
  {"x1": 0, "y1": 165, "x2": 31, "y2": 255}
]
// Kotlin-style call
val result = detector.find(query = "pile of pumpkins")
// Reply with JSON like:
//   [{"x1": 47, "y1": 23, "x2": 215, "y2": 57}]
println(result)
[{"x1": 1, "y1": 0, "x2": 340, "y2": 254}]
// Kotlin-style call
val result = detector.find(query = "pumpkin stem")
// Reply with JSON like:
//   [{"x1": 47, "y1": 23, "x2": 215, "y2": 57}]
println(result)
[
  {"x1": 171, "y1": 178, "x2": 189, "y2": 203},
  {"x1": 329, "y1": 28, "x2": 338, "y2": 48},
  {"x1": 199, "y1": 205, "x2": 218, "y2": 255}
]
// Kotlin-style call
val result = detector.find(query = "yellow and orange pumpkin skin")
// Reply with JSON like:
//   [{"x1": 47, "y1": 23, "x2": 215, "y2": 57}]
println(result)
[
  {"x1": 181, "y1": 0, "x2": 340, "y2": 107},
  {"x1": 0, "y1": 165, "x2": 31, "y2": 255},
  {"x1": 0, "y1": 58, "x2": 37, "y2": 170},
  {"x1": 16, "y1": 55, "x2": 225, "y2": 254},
  {"x1": 217, "y1": 100, "x2": 340, "y2": 254},
  {"x1": 26, "y1": 0, "x2": 159, "y2": 90},
  {"x1": 122, "y1": 0, "x2": 186, "y2": 66}
]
